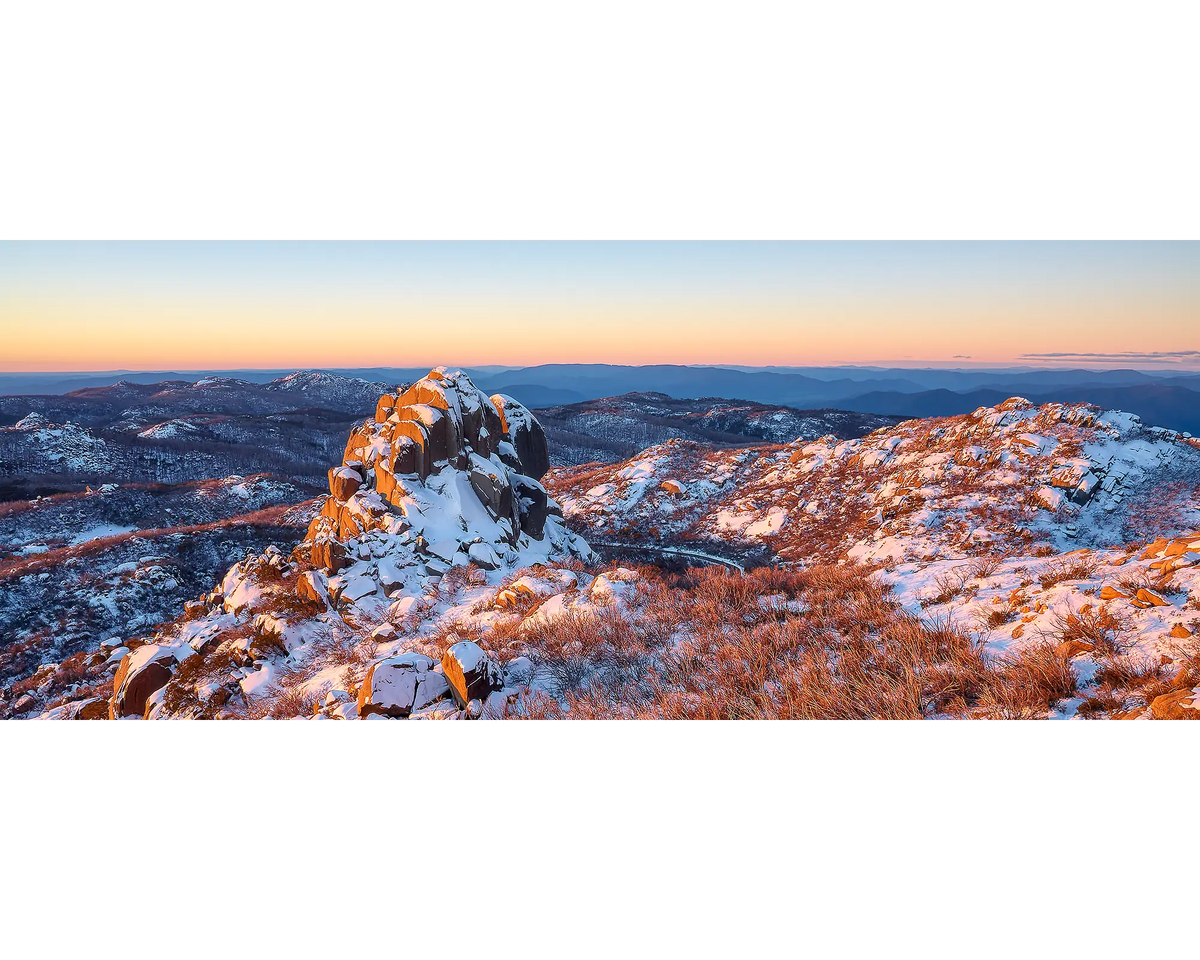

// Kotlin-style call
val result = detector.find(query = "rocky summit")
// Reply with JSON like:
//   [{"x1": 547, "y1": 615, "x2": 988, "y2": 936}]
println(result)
[
  {"x1": 302, "y1": 366, "x2": 592, "y2": 581},
  {"x1": 4, "y1": 369, "x2": 599, "y2": 721}
]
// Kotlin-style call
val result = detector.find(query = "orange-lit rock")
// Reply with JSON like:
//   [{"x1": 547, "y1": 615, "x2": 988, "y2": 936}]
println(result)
[
  {"x1": 109, "y1": 650, "x2": 177, "y2": 719},
  {"x1": 441, "y1": 640, "x2": 503, "y2": 709},
  {"x1": 1140, "y1": 538, "x2": 1169, "y2": 560},
  {"x1": 328, "y1": 464, "x2": 362, "y2": 500},
  {"x1": 357, "y1": 654, "x2": 450, "y2": 719},
  {"x1": 310, "y1": 539, "x2": 347, "y2": 573},
  {"x1": 296, "y1": 570, "x2": 331, "y2": 607},
  {"x1": 1055, "y1": 639, "x2": 1094, "y2": 660},
  {"x1": 1135, "y1": 588, "x2": 1169, "y2": 607},
  {"x1": 1150, "y1": 688, "x2": 1198, "y2": 720},
  {"x1": 375, "y1": 394, "x2": 395, "y2": 422}
]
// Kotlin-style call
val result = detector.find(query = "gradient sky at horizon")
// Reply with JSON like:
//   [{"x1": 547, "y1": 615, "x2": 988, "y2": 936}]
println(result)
[{"x1": 1, "y1": 242, "x2": 1197, "y2": 371}]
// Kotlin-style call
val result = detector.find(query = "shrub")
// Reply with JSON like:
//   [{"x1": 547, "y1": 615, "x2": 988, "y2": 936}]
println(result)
[
  {"x1": 925, "y1": 566, "x2": 968, "y2": 606},
  {"x1": 968, "y1": 554, "x2": 1004, "y2": 581},
  {"x1": 1048, "y1": 605, "x2": 1129, "y2": 658},
  {"x1": 1036, "y1": 555, "x2": 1098, "y2": 589}
]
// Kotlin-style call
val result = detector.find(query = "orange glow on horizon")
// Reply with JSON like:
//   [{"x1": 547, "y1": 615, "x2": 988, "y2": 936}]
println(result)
[{"x1": 3, "y1": 242, "x2": 1198, "y2": 372}]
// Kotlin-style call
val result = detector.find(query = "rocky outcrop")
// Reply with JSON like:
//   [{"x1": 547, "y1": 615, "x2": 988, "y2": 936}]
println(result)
[
  {"x1": 511, "y1": 474, "x2": 550, "y2": 540},
  {"x1": 296, "y1": 570, "x2": 332, "y2": 607},
  {"x1": 441, "y1": 640, "x2": 503, "y2": 708},
  {"x1": 357, "y1": 653, "x2": 450, "y2": 718},
  {"x1": 71, "y1": 697, "x2": 110, "y2": 720},
  {"x1": 353, "y1": 370, "x2": 514, "y2": 486},
  {"x1": 109, "y1": 646, "x2": 179, "y2": 719},
  {"x1": 297, "y1": 368, "x2": 593, "y2": 595},
  {"x1": 328, "y1": 464, "x2": 363, "y2": 500},
  {"x1": 1149, "y1": 687, "x2": 1199, "y2": 720},
  {"x1": 490, "y1": 394, "x2": 549, "y2": 480}
]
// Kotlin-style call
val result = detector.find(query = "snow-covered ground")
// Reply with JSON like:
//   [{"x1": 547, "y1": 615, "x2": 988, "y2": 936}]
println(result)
[
  {"x1": 6, "y1": 391, "x2": 1199, "y2": 721},
  {"x1": 547, "y1": 397, "x2": 1200, "y2": 563}
]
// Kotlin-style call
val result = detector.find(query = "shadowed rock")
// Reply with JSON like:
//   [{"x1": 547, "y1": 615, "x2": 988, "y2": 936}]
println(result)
[
  {"x1": 110, "y1": 648, "x2": 178, "y2": 719},
  {"x1": 441, "y1": 640, "x2": 502, "y2": 709},
  {"x1": 298, "y1": 368, "x2": 591, "y2": 587}
]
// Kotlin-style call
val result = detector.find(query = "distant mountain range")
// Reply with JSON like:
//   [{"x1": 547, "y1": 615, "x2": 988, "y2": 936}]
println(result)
[
  {"x1": 836, "y1": 385, "x2": 1200, "y2": 435},
  {"x1": 0, "y1": 368, "x2": 429, "y2": 397},
  {"x1": 5, "y1": 363, "x2": 1200, "y2": 434},
  {"x1": 534, "y1": 392, "x2": 902, "y2": 466},
  {"x1": 0, "y1": 371, "x2": 390, "y2": 499},
  {"x1": 476, "y1": 365, "x2": 1200, "y2": 434}
]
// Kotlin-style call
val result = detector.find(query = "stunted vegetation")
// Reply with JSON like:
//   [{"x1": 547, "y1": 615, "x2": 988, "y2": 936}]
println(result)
[
  {"x1": 497, "y1": 565, "x2": 1085, "y2": 720},
  {"x1": 1048, "y1": 604, "x2": 1130, "y2": 658},
  {"x1": 925, "y1": 566, "x2": 968, "y2": 606},
  {"x1": 976, "y1": 642, "x2": 1078, "y2": 719},
  {"x1": 1036, "y1": 554, "x2": 1099, "y2": 590}
]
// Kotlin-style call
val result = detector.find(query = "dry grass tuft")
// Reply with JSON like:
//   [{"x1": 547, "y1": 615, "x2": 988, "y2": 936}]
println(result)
[
  {"x1": 1048, "y1": 605, "x2": 1130, "y2": 658},
  {"x1": 1036, "y1": 555, "x2": 1098, "y2": 590},
  {"x1": 978, "y1": 642, "x2": 1077, "y2": 719}
]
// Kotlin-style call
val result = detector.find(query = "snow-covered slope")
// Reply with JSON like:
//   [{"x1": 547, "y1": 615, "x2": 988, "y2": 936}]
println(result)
[
  {"x1": 0, "y1": 476, "x2": 316, "y2": 692},
  {"x1": 1, "y1": 413, "x2": 113, "y2": 473},
  {"x1": 262, "y1": 370, "x2": 392, "y2": 411},
  {"x1": 547, "y1": 397, "x2": 1200, "y2": 564},
  {"x1": 6, "y1": 369, "x2": 597, "y2": 720},
  {"x1": 8, "y1": 392, "x2": 1198, "y2": 722},
  {"x1": 534, "y1": 391, "x2": 902, "y2": 465}
]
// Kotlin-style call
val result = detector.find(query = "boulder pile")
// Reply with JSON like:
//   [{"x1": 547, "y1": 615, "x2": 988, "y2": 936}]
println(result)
[{"x1": 296, "y1": 367, "x2": 592, "y2": 596}]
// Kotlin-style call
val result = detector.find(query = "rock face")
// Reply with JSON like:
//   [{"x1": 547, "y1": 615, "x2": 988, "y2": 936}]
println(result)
[
  {"x1": 1150, "y1": 688, "x2": 1199, "y2": 720},
  {"x1": 297, "y1": 368, "x2": 593, "y2": 593},
  {"x1": 511, "y1": 475, "x2": 550, "y2": 540},
  {"x1": 1055, "y1": 640, "x2": 1094, "y2": 660},
  {"x1": 328, "y1": 464, "x2": 363, "y2": 500},
  {"x1": 357, "y1": 653, "x2": 450, "y2": 718},
  {"x1": 441, "y1": 640, "x2": 503, "y2": 708},
  {"x1": 296, "y1": 570, "x2": 332, "y2": 607},
  {"x1": 109, "y1": 646, "x2": 178, "y2": 719},
  {"x1": 72, "y1": 697, "x2": 110, "y2": 720},
  {"x1": 490, "y1": 394, "x2": 549, "y2": 480}
]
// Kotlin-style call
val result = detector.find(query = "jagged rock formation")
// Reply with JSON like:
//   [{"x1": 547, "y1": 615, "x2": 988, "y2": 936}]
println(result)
[
  {"x1": 300, "y1": 368, "x2": 591, "y2": 585},
  {"x1": 0, "y1": 369, "x2": 596, "y2": 720}
]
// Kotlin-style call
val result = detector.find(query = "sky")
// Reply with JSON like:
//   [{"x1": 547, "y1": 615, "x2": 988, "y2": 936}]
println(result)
[{"x1": 0, "y1": 242, "x2": 1197, "y2": 372}]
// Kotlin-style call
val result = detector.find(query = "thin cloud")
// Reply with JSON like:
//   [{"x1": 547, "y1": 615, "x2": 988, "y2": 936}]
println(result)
[{"x1": 1019, "y1": 350, "x2": 1200, "y2": 364}]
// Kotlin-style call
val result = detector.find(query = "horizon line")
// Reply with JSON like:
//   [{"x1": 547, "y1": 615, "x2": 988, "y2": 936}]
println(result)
[{"x1": 4, "y1": 360, "x2": 1200, "y2": 377}]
